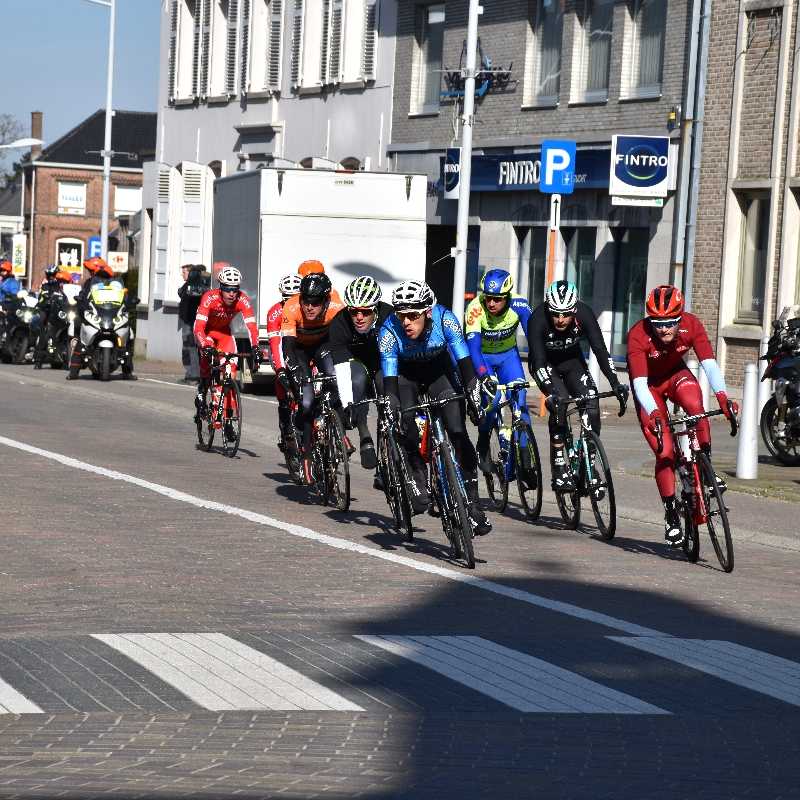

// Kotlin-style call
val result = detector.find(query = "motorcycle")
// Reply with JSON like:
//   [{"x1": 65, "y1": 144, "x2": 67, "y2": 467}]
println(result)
[
  {"x1": 76, "y1": 281, "x2": 135, "y2": 381},
  {"x1": 0, "y1": 291, "x2": 41, "y2": 364},
  {"x1": 36, "y1": 291, "x2": 76, "y2": 369},
  {"x1": 760, "y1": 305, "x2": 800, "y2": 466}
]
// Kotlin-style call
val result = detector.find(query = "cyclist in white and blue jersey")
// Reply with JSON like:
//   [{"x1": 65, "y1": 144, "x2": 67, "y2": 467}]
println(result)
[{"x1": 379, "y1": 280, "x2": 494, "y2": 534}]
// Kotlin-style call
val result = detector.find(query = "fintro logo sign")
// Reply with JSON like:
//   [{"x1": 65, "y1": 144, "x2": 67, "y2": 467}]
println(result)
[{"x1": 610, "y1": 135, "x2": 670, "y2": 197}]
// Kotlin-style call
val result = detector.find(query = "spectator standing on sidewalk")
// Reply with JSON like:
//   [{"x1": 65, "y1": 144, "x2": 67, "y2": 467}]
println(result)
[{"x1": 178, "y1": 264, "x2": 210, "y2": 383}]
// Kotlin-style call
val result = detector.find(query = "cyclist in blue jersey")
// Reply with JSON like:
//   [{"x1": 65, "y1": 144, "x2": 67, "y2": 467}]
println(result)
[
  {"x1": 464, "y1": 269, "x2": 537, "y2": 484},
  {"x1": 379, "y1": 280, "x2": 494, "y2": 534}
]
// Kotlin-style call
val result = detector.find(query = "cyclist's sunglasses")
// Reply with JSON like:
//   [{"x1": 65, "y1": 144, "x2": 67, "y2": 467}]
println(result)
[
  {"x1": 348, "y1": 307, "x2": 376, "y2": 317},
  {"x1": 650, "y1": 317, "x2": 681, "y2": 329},
  {"x1": 484, "y1": 294, "x2": 507, "y2": 302},
  {"x1": 301, "y1": 296, "x2": 325, "y2": 307},
  {"x1": 396, "y1": 310, "x2": 424, "y2": 321},
  {"x1": 550, "y1": 311, "x2": 575, "y2": 320},
  {"x1": 219, "y1": 286, "x2": 239, "y2": 294}
]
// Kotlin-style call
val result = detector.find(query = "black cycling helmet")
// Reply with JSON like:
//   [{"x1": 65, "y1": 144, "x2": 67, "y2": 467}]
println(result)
[
  {"x1": 44, "y1": 264, "x2": 59, "y2": 278},
  {"x1": 300, "y1": 272, "x2": 332, "y2": 300}
]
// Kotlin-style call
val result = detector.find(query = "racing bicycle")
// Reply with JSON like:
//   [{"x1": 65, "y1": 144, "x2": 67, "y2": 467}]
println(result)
[
  {"x1": 481, "y1": 379, "x2": 543, "y2": 520},
  {"x1": 196, "y1": 348, "x2": 243, "y2": 457},
  {"x1": 656, "y1": 407, "x2": 739, "y2": 572},
  {"x1": 554, "y1": 390, "x2": 621, "y2": 539},
  {"x1": 406, "y1": 392, "x2": 476, "y2": 569}
]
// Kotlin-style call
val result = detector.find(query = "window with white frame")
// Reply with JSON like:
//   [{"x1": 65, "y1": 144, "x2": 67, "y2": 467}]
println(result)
[
  {"x1": 168, "y1": 0, "x2": 197, "y2": 100},
  {"x1": 571, "y1": 0, "x2": 613, "y2": 103},
  {"x1": 411, "y1": 4, "x2": 445, "y2": 113},
  {"x1": 114, "y1": 186, "x2": 143, "y2": 216},
  {"x1": 524, "y1": 0, "x2": 564, "y2": 106},
  {"x1": 736, "y1": 194, "x2": 770, "y2": 324},
  {"x1": 243, "y1": 0, "x2": 283, "y2": 92},
  {"x1": 623, "y1": 0, "x2": 666, "y2": 98}
]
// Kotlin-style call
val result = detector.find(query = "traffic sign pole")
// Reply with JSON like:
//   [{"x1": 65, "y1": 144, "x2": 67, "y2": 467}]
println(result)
[{"x1": 539, "y1": 193, "x2": 561, "y2": 418}]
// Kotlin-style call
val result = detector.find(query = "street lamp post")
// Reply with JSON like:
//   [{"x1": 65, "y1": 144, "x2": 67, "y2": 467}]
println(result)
[{"x1": 84, "y1": 0, "x2": 115, "y2": 260}]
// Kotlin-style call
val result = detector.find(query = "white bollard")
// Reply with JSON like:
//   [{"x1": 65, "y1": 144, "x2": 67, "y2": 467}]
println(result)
[
  {"x1": 736, "y1": 363, "x2": 759, "y2": 480},
  {"x1": 757, "y1": 334, "x2": 772, "y2": 415}
]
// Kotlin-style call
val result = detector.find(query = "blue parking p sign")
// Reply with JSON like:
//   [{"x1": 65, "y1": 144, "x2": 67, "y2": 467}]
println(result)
[
  {"x1": 539, "y1": 140, "x2": 576, "y2": 194},
  {"x1": 88, "y1": 236, "x2": 102, "y2": 259}
]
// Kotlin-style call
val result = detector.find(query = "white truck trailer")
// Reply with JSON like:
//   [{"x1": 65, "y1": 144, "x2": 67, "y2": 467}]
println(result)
[{"x1": 212, "y1": 167, "x2": 428, "y2": 381}]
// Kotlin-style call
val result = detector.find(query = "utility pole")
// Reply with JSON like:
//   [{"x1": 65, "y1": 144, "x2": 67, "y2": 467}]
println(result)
[{"x1": 451, "y1": 0, "x2": 480, "y2": 319}]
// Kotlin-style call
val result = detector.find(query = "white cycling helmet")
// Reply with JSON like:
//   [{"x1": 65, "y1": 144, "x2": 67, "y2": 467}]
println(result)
[
  {"x1": 278, "y1": 273, "x2": 302, "y2": 299},
  {"x1": 218, "y1": 265, "x2": 243, "y2": 288},
  {"x1": 545, "y1": 280, "x2": 578, "y2": 314},
  {"x1": 391, "y1": 280, "x2": 435, "y2": 312},
  {"x1": 344, "y1": 275, "x2": 382, "y2": 308}
]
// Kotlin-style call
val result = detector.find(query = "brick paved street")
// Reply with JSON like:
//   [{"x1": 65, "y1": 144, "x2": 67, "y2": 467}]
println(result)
[{"x1": 1, "y1": 365, "x2": 800, "y2": 798}]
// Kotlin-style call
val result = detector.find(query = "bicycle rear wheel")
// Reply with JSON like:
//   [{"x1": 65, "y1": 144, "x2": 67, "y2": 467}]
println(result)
[
  {"x1": 483, "y1": 426, "x2": 509, "y2": 511},
  {"x1": 585, "y1": 432, "x2": 616, "y2": 540},
  {"x1": 515, "y1": 424, "x2": 543, "y2": 521},
  {"x1": 196, "y1": 384, "x2": 215, "y2": 451},
  {"x1": 441, "y1": 443, "x2": 475, "y2": 569},
  {"x1": 325, "y1": 410, "x2": 351, "y2": 511},
  {"x1": 221, "y1": 381, "x2": 242, "y2": 458},
  {"x1": 698, "y1": 452, "x2": 734, "y2": 573}
]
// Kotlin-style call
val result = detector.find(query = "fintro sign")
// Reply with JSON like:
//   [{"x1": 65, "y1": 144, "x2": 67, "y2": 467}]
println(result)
[{"x1": 609, "y1": 135, "x2": 670, "y2": 198}]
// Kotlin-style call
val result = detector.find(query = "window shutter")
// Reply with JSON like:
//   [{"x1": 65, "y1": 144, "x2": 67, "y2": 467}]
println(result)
[
  {"x1": 240, "y1": 0, "x2": 251, "y2": 92},
  {"x1": 267, "y1": 0, "x2": 283, "y2": 90},
  {"x1": 320, "y1": 0, "x2": 331, "y2": 84},
  {"x1": 226, "y1": 0, "x2": 240, "y2": 95},
  {"x1": 155, "y1": 166, "x2": 183, "y2": 300},
  {"x1": 362, "y1": 0, "x2": 377, "y2": 80},
  {"x1": 290, "y1": 0, "x2": 304, "y2": 86},
  {"x1": 191, "y1": 0, "x2": 202, "y2": 96},
  {"x1": 200, "y1": 0, "x2": 211, "y2": 97},
  {"x1": 328, "y1": 0, "x2": 343, "y2": 83},
  {"x1": 180, "y1": 163, "x2": 205, "y2": 266},
  {"x1": 168, "y1": 0, "x2": 179, "y2": 101}
]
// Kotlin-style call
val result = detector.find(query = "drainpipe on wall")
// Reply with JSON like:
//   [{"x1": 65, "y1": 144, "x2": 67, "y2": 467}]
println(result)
[
  {"x1": 670, "y1": 0, "x2": 702, "y2": 290},
  {"x1": 682, "y1": 0, "x2": 712, "y2": 313}
]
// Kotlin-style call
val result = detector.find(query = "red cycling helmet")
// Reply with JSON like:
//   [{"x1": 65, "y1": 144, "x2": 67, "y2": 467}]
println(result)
[{"x1": 646, "y1": 285, "x2": 684, "y2": 320}]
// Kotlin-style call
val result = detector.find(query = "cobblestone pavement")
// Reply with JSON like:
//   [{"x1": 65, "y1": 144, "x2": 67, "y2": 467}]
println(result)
[{"x1": 1, "y1": 366, "x2": 799, "y2": 799}]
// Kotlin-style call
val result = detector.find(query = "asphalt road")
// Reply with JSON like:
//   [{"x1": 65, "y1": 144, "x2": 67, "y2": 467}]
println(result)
[{"x1": 1, "y1": 364, "x2": 799, "y2": 799}]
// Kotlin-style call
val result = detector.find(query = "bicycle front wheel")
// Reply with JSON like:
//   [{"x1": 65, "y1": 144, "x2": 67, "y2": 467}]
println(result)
[
  {"x1": 483, "y1": 426, "x2": 509, "y2": 511},
  {"x1": 515, "y1": 424, "x2": 543, "y2": 521},
  {"x1": 325, "y1": 410, "x2": 351, "y2": 511},
  {"x1": 698, "y1": 452, "x2": 734, "y2": 573},
  {"x1": 221, "y1": 381, "x2": 242, "y2": 458},
  {"x1": 585, "y1": 432, "x2": 616, "y2": 540},
  {"x1": 381, "y1": 431, "x2": 413, "y2": 541},
  {"x1": 440, "y1": 444, "x2": 475, "y2": 569}
]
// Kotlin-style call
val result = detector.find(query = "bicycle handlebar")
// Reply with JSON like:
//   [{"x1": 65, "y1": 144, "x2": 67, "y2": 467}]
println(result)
[
  {"x1": 655, "y1": 407, "x2": 739, "y2": 454},
  {"x1": 404, "y1": 394, "x2": 466, "y2": 415},
  {"x1": 562, "y1": 390, "x2": 621, "y2": 412}
]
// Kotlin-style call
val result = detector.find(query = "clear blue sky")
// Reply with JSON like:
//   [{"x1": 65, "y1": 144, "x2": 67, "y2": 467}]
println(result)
[{"x1": 3, "y1": 0, "x2": 161, "y2": 147}]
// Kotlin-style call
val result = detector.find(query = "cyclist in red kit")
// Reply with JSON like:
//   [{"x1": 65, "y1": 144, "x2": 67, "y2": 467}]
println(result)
[
  {"x1": 266, "y1": 273, "x2": 302, "y2": 452},
  {"x1": 193, "y1": 265, "x2": 261, "y2": 419},
  {"x1": 627, "y1": 285, "x2": 738, "y2": 546}
]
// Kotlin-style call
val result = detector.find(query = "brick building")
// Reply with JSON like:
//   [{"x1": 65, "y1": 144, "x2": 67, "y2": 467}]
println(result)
[
  {"x1": 388, "y1": 0, "x2": 693, "y2": 367},
  {"x1": 17, "y1": 109, "x2": 156, "y2": 288},
  {"x1": 692, "y1": 0, "x2": 800, "y2": 391}
]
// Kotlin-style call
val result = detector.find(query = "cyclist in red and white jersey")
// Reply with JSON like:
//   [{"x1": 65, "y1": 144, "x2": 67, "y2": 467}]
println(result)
[
  {"x1": 627, "y1": 285, "x2": 738, "y2": 545},
  {"x1": 266, "y1": 273, "x2": 302, "y2": 451},
  {"x1": 193, "y1": 265, "x2": 261, "y2": 417}
]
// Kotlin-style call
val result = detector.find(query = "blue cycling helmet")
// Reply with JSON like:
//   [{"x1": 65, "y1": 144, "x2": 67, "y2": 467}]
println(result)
[{"x1": 481, "y1": 269, "x2": 513, "y2": 296}]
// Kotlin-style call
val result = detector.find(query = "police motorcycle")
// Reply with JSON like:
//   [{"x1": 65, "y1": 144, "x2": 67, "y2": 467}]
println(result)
[
  {"x1": 760, "y1": 305, "x2": 800, "y2": 465},
  {"x1": 76, "y1": 280, "x2": 135, "y2": 381},
  {"x1": 0, "y1": 290, "x2": 41, "y2": 364},
  {"x1": 36, "y1": 291, "x2": 76, "y2": 369}
]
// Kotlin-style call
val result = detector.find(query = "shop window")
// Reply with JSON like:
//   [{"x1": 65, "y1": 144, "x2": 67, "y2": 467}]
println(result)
[
  {"x1": 571, "y1": 0, "x2": 612, "y2": 103},
  {"x1": 412, "y1": 4, "x2": 445, "y2": 113},
  {"x1": 524, "y1": 0, "x2": 563, "y2": 106},
  {"x1": 527, "y1": 227, "x2": 549, "y2": 307},
  {"x1": 611, "y1": 228, "x2": 648, "y2": 358},
  {"x1": 623, "y1": 0, "x2": 666, "y2": 99},
  {"x1": 736, "y1": 194, "x2": 770, "y2": 324},
  {"x1": 563, "y1": 227, "x2": 596, "y2": 304}
]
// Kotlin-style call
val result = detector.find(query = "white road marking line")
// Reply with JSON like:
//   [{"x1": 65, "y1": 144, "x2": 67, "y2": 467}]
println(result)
[
  {"x1": 0, "y1": 675, "x2": 43, "y2": 715},
  {"x1": 610, "y1": 637, "x2": 800, "y2": 707},
  {"x1": 356, "y1": 635, "x2": 667, "y2": 714},
  {"x1": 0, "y1": 434, "x2": 661, "y2": 638},
  {"x1": 143, "y1": 378, "x2": 278, "y2": 404},
  {"x1": 93, "y1": 633, "x2": 362, "y2": 711}
]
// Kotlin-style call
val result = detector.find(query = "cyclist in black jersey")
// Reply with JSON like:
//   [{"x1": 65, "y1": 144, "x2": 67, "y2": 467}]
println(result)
[{"x1": 527, "y1": 280, "x2": 628, "y2": 493}]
